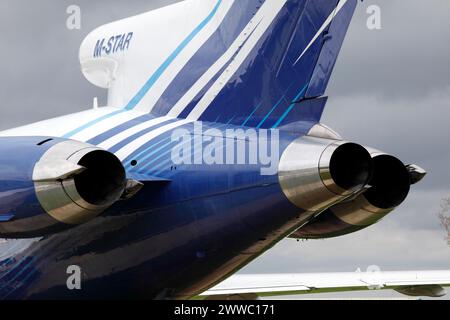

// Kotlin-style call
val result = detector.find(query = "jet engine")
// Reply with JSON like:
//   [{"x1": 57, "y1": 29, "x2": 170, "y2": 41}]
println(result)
[
  {"x1": 278, "y1": 137, "x2": 373, "y2": 213},
  {"x1": 0, "y1": 137, "x2": 128, "y2": 238},
  {"x1": 291, "y1": 150, "x2": 426, "y2": 239}
]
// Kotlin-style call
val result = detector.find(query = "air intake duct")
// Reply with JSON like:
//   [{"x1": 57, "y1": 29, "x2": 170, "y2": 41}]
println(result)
[{"x1": 0, "y1": 137, "x2": 127, "y2": 238}]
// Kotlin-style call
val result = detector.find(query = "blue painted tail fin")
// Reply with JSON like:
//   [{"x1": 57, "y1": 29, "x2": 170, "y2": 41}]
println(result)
[{"x1": 152, "y1": 0, "x2": 357, "y2": 128}]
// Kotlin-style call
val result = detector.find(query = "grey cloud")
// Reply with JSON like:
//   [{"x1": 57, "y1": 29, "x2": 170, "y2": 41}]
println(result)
[
  {"x1": 0, "y1": 0, "x2": 181, "y2": 130},
  {"x1": 322, "y1": 89, "x2": 450, "y2": 190},
  {"x1": 328, "y1": 0, "x2": 450, "y2": 99}
]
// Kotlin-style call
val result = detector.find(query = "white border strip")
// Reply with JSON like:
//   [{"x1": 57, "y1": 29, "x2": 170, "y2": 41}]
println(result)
[
  {"x1": 186, "y1": 0, "x2": 287, "y2": 121},
  {"x1": 115, "y1": 119, "x2": 194, "y2": 161},
  {"x1": 99, "y1": 116, "x2": 172, "y2": 150},
  {"x1": 70, "y1": 110, "x2": 143, "y2": 142},
  {"x1": 138, "y1": 0, "x2": 236, "y2": 113},
  {"x1": 293, "y1": 0, "x2": 348, "y2": 65},
  {"x1": 167, "y1": 3, "x2": 266, "y2": 118}
]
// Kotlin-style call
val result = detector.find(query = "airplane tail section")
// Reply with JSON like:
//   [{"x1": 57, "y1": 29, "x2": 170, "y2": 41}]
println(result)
[{"x1": 80, "y1": 0, "x2": 357, "y2": 129}]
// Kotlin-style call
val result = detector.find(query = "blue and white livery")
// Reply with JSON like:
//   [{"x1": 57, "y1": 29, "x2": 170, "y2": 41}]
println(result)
[{"x1": 0, "y1": 0, "x2": 447, "y2": 300}]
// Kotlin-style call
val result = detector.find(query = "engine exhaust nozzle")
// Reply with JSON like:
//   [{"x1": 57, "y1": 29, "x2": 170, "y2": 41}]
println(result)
[{"x1": 279, "y1": 137, "x2": 373, "y2": 212}]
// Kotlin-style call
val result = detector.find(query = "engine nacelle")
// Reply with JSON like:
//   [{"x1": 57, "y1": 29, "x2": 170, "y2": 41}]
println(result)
[
  {"x1": 278, "y1": 137, "x2": 373, "y2": 213},
  {"x1": 292, "y1": 152, "x2": 425, "y2": 239},
  {"x1": 0, "y1": 137, "x2": 127, "y2": 238}
]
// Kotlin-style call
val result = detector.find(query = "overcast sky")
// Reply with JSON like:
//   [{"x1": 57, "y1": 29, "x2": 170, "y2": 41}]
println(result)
[{"x1": 0, "y1": 0, "x2": 449, "y2": 299}]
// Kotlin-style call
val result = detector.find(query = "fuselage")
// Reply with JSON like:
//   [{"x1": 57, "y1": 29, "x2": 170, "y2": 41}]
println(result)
[
  {"x1": 0, "y1": 0, "x2": 392, "y2": 300},
  {"x1": 0, "y1": 108, "x2": 313, "y2": 299}
]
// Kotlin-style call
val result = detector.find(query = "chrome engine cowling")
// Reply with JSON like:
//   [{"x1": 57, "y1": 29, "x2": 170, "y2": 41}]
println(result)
[
  {"x1": 33, "y1": 140, "x2": 127, "y2": 225},
  {"x1": 291, "y1": 149, "x2": 426, "y2": 240},
  {"x1": 278, "y1": 137, "x2": 373, "y2": 213},
  {"x1": 0, "y1": 137, "x2": 127, "y2": 238}
]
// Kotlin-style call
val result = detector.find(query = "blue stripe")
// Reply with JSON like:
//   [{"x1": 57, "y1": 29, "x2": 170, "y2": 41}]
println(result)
[
  {"x1": 0, "y1": 257, "x2": 34, "y2": 290},
  {"x1": 272, "y1": 84, "x2": 309, "y2": 128},
  {"x1": 125, "y1": 0, "x2": 223, "y2": 111},
  {"x1": 0, "y1": 258, "x2": 35, "y2": 299},
  {"x1": 150, "y1": 123, "x2": 229, "y2": 177},
  {"x1": 197, "y1": 0, "x2": 337, "y2": 124},
  {"x1": 242, "y1": 103, "x2": 262, "y2": 127},
  {"x1": 2, "y1": 267, "x2": 38, "y2": 299},
  {"x1": 0, "y1": 213, "x2": 14, "y2": 222},
  {"x1": 87, "y1": 115, "x2": 151, "y2": 145},
  {"x1": 144, "y1": 138, "x2": 196, "y2": 175},
  {"x1": 136, "y1": 140, "x2": 179, "y2": 173},
  {"x1": 63, "y1": 109, "x2": 126, "y2": 139},
  {"x1": 132, "y1": 121, "x2": 205, "y2": 167},
  {"x1": 124, "y1": 133, "x2": 178, "y2": 168},
  {"x1": 256, "y1": 97, "x2": 286, "y2": 129},
  {"x1": 128, "y1": 138, "x2": 175, "y2": 171},
  {"x1": 62, "y1": 0, "x2": 222, "y2": 139},
  {"x1": 108, "y1": 119, "x2": 176, "y2": 154},
  {"x1": 178, "y1": 62, "x2": 230, "y2": 119},
  {"x1": 226, "y1": 116, "x2": 235, "y2": 125},
  {"x1": 139, "y1": 123, "x2": 228, "y2": 174},
  {"x1": 125, "y1": 137, "x2": 170, "y2": 168},
  {"x1": 178, "y1": 18, "x2": 263, "y2": 120},
  {"x1": 152, "y1": 0, "x2": 265, "y2": 116}
]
